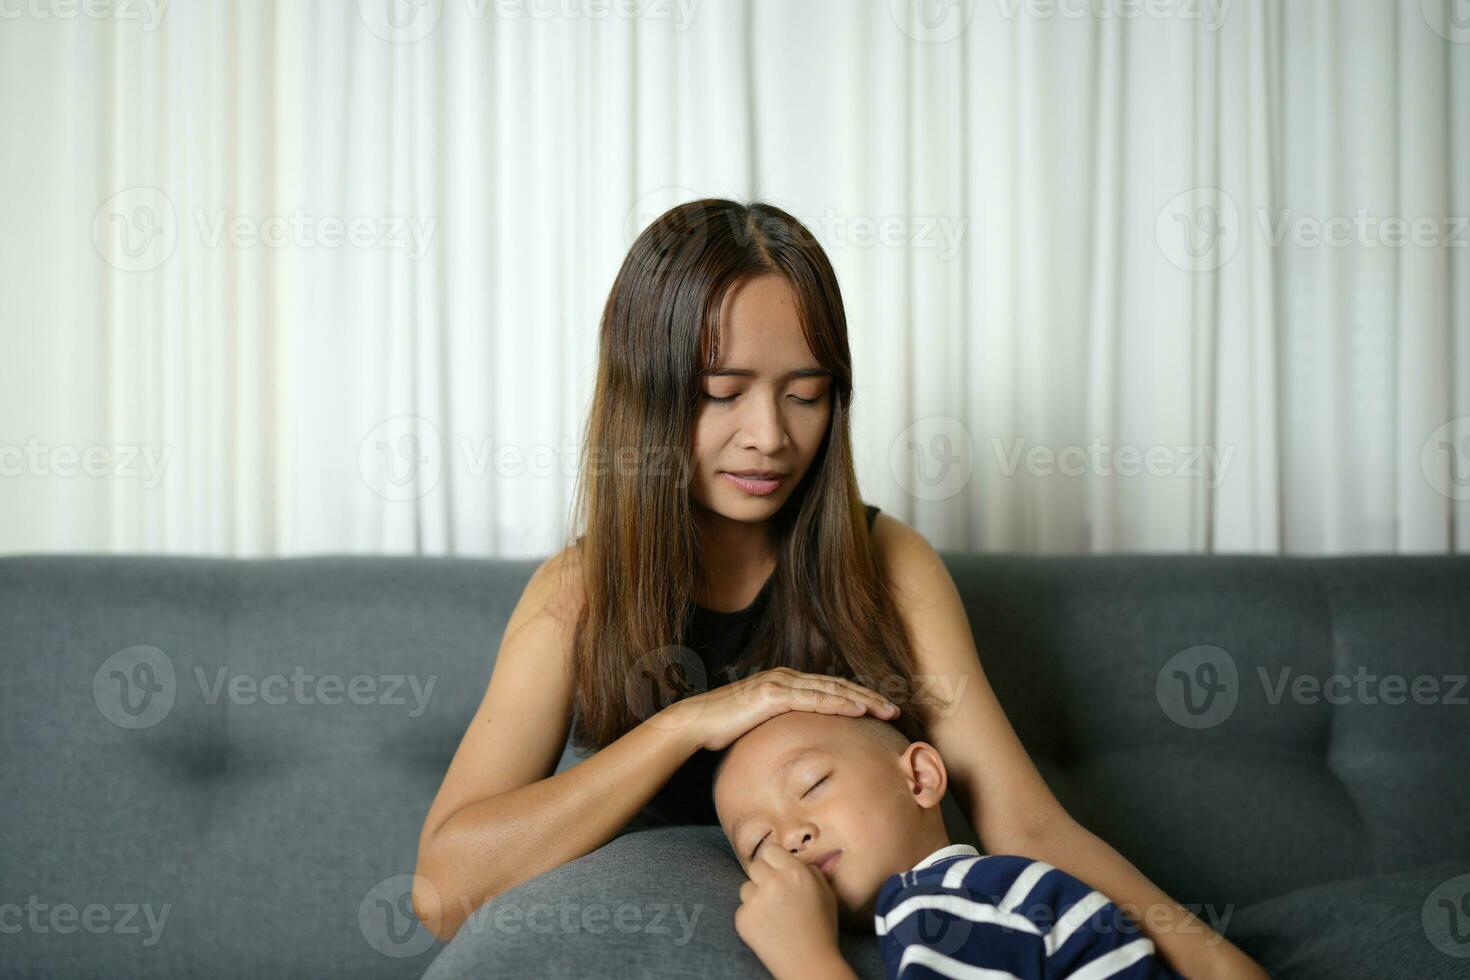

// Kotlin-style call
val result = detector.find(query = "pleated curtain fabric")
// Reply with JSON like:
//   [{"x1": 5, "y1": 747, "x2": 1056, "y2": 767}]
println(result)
[{"x1": 1, "y1": 0, "x2": 1465, "y2": 556}]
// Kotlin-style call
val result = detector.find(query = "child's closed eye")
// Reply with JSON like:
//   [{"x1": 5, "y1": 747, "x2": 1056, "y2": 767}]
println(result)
[{"x1": 748, "y1": 773, "x2": 830, "y2": 859}]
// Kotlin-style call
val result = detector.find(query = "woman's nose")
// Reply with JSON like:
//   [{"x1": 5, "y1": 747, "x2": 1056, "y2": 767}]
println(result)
[{"x1": 737, "y1": 394, "x2": 789, "y2": 454}]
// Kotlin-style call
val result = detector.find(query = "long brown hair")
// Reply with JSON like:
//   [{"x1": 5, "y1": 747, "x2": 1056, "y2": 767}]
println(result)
[{"x1": 562, "y1": 198, "x2": 937, "y2": 752}]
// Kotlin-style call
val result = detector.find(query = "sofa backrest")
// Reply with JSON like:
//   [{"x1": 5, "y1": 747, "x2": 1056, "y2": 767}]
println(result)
[
  {"x1": 1, "y1": 553, "x2": 1466, "y2": 977},
  {"x1": 945, "y1": 554, "x2": 1470, "y2": 911}
]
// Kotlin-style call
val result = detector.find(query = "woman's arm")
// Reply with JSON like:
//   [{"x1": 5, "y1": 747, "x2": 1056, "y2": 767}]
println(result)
[
  {"x1": 413, "y1": 548, "x2": 701, "y2": 941},
  {"x1": 869, "y1": 515, "x2": 1267, "y2": 980},
  {"x1": 1005, "y1": 809, "x2": 1263, "y2": 979}
]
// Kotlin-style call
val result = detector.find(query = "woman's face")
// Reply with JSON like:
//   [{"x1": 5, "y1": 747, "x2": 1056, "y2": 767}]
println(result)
[{"x1": 689, "y1": 274, "x2": 835, "y2": 520}]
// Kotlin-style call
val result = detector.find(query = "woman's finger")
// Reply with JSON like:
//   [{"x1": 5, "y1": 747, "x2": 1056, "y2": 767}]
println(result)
[
  {"x1": 789, "y1": 672, "x2": 899, "y2": 717},
  {"x1": 759, "y1": 680, "x2": 862, "y2": 715}
]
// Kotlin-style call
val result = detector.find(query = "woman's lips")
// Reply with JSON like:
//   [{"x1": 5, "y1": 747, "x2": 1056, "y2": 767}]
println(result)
[
  {"x1": 817, "y1": 850, "x2": 842, "y2": 875},
  {"x1": 721, "y1": 472, "x2": 785, "y2": 496}
]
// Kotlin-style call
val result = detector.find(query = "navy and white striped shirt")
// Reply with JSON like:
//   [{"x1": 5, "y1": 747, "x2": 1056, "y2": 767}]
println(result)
[{"x1": 873, "y1": 844, "x2": 1186, "y2": 980}]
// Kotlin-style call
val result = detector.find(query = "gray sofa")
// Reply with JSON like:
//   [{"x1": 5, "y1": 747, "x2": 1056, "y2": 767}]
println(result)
[{"x1": 2, "y1": 553, "x2": 1467, "y2": 979}]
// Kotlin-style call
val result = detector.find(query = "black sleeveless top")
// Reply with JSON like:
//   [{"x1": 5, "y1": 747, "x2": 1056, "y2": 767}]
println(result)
[{"x1": 633, "y1": 503, "x2": 882, "y2": 828}]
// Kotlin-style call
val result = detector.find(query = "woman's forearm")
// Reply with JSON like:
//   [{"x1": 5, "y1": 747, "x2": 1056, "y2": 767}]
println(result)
[
  {"x1": 994, "y1": 807, "x2": 1268, "y2": 980},
  {"x1": 414, "y1": 710, "x2": 699, "y2": 941}
]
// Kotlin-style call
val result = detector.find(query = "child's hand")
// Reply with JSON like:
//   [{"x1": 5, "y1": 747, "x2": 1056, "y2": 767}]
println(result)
[{"x1": 734, "y1": 845, "x2": 846, "y2": 980}]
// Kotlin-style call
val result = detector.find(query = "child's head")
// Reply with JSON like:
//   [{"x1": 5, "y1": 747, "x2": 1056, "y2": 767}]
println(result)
[{"x1": 711, "y1": 710, "x2": 951, "y2": 932}]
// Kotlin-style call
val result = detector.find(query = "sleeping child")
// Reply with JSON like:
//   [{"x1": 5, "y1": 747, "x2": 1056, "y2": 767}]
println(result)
[{"x1": 710, "y1": 710, "x2": 1188, "y2": 979}]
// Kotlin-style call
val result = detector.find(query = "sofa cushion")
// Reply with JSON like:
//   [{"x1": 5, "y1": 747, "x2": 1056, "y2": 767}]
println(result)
[
  {"x1": 421, "y1": 825, "x2": 888, "y2": 979},
  {"x1": 1226, "y1": 861, "x2": 1470, "y2": 980}
]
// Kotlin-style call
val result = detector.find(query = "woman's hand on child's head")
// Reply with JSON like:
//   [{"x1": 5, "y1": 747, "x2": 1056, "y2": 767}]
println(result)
[
  {"x1": 734, "y1": 844, "x2": 843, "y2": 979},
  {"x1": 663, "y1": 666, "x2": 899, "y2": 753}
]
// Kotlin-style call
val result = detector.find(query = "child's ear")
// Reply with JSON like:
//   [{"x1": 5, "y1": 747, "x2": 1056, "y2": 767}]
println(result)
[{"x1": 901, "y1": 741, "x2": 947, "y2": 807}]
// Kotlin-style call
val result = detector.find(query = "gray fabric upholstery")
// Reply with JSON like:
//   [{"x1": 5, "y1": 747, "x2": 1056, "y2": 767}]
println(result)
[
  {"x1": 1, "y1": 553, "x2": 1467, "y2": 978},
  {"x1": 1222, "y1": 861, "x2": 1470, "y2": 980},
  {"x1": 420, "y1": 825, "x2": 888, "y2": 980}
]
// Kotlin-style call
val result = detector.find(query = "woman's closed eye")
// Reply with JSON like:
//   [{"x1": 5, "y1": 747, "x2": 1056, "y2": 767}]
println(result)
[
  {"x1": 748, "y1": 774, "x2": 830, "y2": 859},
  {"x1": 703, "y1": 392, "x2": 821, "y2": 405}
]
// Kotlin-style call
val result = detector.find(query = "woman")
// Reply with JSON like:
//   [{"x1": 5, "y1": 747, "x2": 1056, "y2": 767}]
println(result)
[{"x1": 412, "y1": 199, "x2": 1266, "y2": 979}]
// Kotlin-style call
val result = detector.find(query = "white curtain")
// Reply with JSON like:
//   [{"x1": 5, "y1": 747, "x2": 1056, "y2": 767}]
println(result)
[{"x1": 2, "y1": 0, "x2": 1466, "y2": 557}]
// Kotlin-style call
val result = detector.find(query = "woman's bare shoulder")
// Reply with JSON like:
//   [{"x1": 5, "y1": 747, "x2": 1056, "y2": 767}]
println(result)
[
  {"x1": 520, "y1": 543, "x2": 587, "y2": 631},
  {"x1": 869, "y1": 510, "x2": 954, "y2": 608}
]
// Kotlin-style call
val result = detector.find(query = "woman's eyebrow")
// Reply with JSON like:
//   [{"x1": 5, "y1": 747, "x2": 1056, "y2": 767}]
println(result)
[{"x1": 699, "y1": 367, "x2": 832, "y2": 379}]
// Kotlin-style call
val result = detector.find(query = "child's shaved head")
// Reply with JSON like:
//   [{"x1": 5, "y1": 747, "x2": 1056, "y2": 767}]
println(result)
[
  {"x1": 709, "y1": 710, "x2": 951, "y2": 933},
  {"x1": 711, "y1": 712, "x2": 910, "y2": 793}
]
